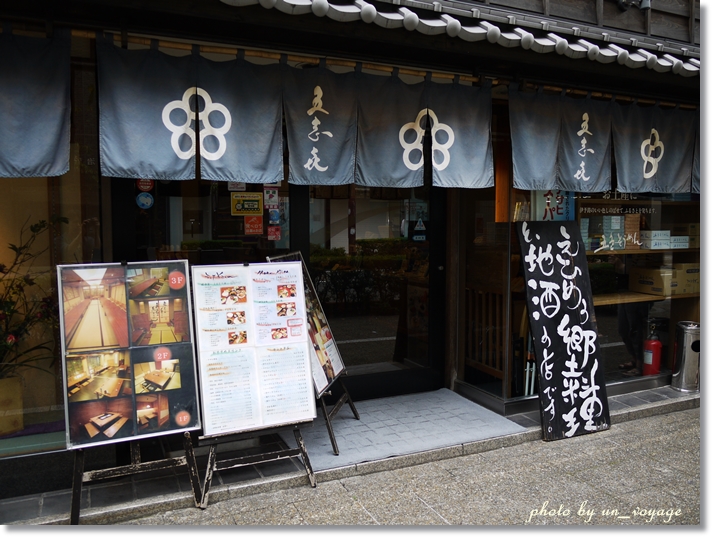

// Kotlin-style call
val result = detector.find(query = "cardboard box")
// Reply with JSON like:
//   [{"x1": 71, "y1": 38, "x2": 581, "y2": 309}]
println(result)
[
  {"x1": 673, "y1": 263, "x2": 700, "y2": 293},
  {"x1": 670, "y1": 235, "x2": 689, "y2": 244},
  {"x1": 628, "y1": 268, "x2": 680, "y2": 296},
  {"x1": 689, "y1": 235, "x2": 699, "y2": 249},
  {"x1": 624, "y1": 214, "x2": 641, "y2": 228},
  {"x1": 603, "y1": 216, "x2": 623, "y2": 231},
  {"x1": 640, "y1": 239, "x2": 670, "y2": 250},
  {"x1": 639, "y1": 230, "x2": 671, "y2": 240},
  {"x1": 671, "y1": 223, "x2": 699, "y2": 236},
  {"x1": 670, "y1": 240, "x2": 689, "y2": 249}
]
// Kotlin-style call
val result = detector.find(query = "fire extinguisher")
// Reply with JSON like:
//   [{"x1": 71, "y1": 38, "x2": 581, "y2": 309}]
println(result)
[{"x1": 643, "y1": 323, "x2": 663, "y2": 376}]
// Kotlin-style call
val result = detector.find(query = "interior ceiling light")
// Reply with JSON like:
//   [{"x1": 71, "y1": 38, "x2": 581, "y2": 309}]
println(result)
[{"x1": 73, "y1": 268, "x2": 107, "y2": 285}]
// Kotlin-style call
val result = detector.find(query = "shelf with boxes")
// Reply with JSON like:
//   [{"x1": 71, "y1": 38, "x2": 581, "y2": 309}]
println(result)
[
  {"x1": 578, "y1": 197, "x2": 700, "y2": 371},
  {"x1": 578, "y1": 198, "x2": 700, "y2": 305}
]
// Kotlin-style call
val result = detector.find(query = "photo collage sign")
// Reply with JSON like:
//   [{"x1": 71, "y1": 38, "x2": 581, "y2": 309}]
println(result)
[{"x1": 57, "y1": 261, "x2": 200, "y2": 448}]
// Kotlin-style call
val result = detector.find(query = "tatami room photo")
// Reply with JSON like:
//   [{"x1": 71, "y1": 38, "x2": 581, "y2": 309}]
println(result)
[
  {"x1": 60, "y1": 267, "x2": 129, "y2": 352},
  {"x1": 68, "y1": 398, "x2": 134, "y2": 443},
  {"x1": 66, "y1": 350, "x2": 132, "y2": 402},
  {"x1": 129, "y1": 296, "x2": 190, "y2": 346},
  {"x1": 135, "y1": 394, "x2": 170, "y2": 433},
  {"x1": 133, "y1": 359, "x2": 181, "y2": 393},
  {"x1": 127, "y1": 266, "x2": 170, "y2": 298}
]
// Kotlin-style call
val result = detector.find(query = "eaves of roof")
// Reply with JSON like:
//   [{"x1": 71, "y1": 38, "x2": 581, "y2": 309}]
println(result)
[{"x1": 219, "y1": 0, "x2": 700, "y2": 78}]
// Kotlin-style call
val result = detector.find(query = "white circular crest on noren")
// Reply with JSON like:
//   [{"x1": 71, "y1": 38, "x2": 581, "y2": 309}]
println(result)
[
  {"x1": 640, "y1": 128, "x2": 664, "y2": 178},
  {"x1": 162, "y1": 87, "x2": 232, "y2": 161},
  {"x1": 399, "y1": 109, "x2": 455, "y2": 171}
]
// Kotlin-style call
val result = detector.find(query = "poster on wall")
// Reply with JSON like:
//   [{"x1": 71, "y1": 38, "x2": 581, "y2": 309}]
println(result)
[
  {"x1": 231, "y1": 192, "x2": 263, "y2": 216},
  {"x1": 267, "y1": 252, "x2": 345, "y2": 397},
  {"x1": 191, "y1": 261, "x2": 316, "y2": 437},
  {"x1": 530, "y1": 190, "x2": 576, "y2": 221},
  {"x1": 57, "y1": 261, "x2": 200, "y2": 449},
  {"x1": 516, "y1": 221, "x2": 610, "y2": 441}
]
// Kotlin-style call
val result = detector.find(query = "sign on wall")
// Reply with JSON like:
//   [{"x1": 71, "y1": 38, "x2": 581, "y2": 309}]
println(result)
[
  {"x1": 516, "y1": 221, "x2": 610, "y2": 441},
  {"x1": 57, "y1": 261, "x2": 200, "y2": 449},
  {"x1": 530, "y1": 190, "x2": 576, "y2": 222},
  {"x1": 231, "y1": 192, "x2": 263, "y2": 216},
  {"x1": 191, "y1": 262, "x2": 316, "y2": 437}
]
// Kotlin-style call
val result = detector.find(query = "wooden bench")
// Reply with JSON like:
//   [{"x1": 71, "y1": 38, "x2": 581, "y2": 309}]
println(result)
[
  {"x1": 103, "y1": 417, "x2": 129, "y2": 438},
  {"x1": 84, "y1": 422, "x2": 101, "y2": 438}
]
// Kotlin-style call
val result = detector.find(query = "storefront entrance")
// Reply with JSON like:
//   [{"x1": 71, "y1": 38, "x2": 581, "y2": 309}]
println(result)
[
  {"x1": 305, "y1": 184, "x2": 446, "y2": 400},
  {"x1": 110, "y1": 178, "x2": 447, "y2": 402}
]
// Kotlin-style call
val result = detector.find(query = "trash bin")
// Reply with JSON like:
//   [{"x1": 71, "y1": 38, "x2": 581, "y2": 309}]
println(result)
[{"x1": 671, "y1": 321, "x2": 700, "y2": 393}]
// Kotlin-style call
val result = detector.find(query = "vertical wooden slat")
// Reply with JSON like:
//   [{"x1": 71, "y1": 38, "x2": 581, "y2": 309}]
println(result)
[
  {"x1": 495, "y1": 293, "x2": 501, "y2": 371},
  {"x1": 645, "y1": 4, "x2": 651, "y2": 36},
  {"x1": 480, "y1": 291, "x2": 485, "y2": 366},
  {"x1": 689, "y1": 0, "x2": 696, "y2": 44},
  {"x1": 499, "y1": 293, "x2": 504, "y2": 371},
  {"x1": 465, "y1": 289, "x2": 471, "y2": 361},
  {"x1": 471, "y1": 290, "x2": 476, "y2": 364},
  {"x1": 478, "y1": 291, "x2": 483, "y2": 366},
  {"x1": 486, "y1": 292, "x2": 493, "y2": 367},
  {"x1": 472, "y1": 290, "x2": 478, "y2": 363}
]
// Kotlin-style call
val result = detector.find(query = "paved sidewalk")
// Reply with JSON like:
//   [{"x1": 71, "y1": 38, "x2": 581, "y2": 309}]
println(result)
[
  {"x1": 0, "y1": 386, "x2": 699, "y2": 525},
  {"x1": 115, "y1": 407, "x2": 702, "y2": 525}
]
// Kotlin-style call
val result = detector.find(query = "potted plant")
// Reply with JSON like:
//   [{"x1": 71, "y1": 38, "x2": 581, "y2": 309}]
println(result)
[{"x1": 0, "y1": 217, "x2": 65, "y2": 436}]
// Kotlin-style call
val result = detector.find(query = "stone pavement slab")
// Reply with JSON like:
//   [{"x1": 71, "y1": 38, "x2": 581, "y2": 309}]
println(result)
[
  {"x1": 0, "y1": 386, "x2": 699, "y2": 525},
  {"x1": 280, "y1": 388, "x2": 525, "y2": 471},
  {"x1": 115, "y1": 407, "x2": 698, "y2": 526}
]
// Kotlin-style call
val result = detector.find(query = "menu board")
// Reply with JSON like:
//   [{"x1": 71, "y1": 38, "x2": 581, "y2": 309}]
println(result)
[
  {"x1": 191, "y1": 262, "x2": 316, "y2": 437},
  {"x1": 268, "y1": 252, "x2": 346, "y2": 396},
  {"x1": 516, "y1": 221, "x2": 611, "y2": 441},
  {"x1": 57, "y1": 261, "x2": 200, "y2": 449}
]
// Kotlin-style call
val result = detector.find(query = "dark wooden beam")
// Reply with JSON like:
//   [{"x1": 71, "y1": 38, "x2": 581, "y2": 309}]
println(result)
[{"x1": 0, "y1": 0, "x2": 699, "y2": 102}]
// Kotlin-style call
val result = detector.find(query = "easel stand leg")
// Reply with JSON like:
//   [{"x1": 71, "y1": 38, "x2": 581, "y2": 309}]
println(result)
[
  {"x1": 70, "y1": 449, "x2": 85, "y2": 525},
  {"x1": 320, "y1": 377, "x2": 361, "y2": 455},
  {"x1": 198, "y1": 425, "x2": 316, "y2": 508},
  {"x1": 320, "y1": 395, "x2": 340, "y2": 455},
  {"x1": 69, "y1": 434, "x2": 204, "y2": 523},
  {"x1": 199, "y1": 444, "x2": 218, "y2": 509},
  {"x1": 183, "y1": 432, "x2": 203, "y2": 507},
  {"x1": 340, "y1": 377, "x2": 360, "y2": 420},
  {"x1": 293, "y1": 427, "x2": 316, "y2": 488}
]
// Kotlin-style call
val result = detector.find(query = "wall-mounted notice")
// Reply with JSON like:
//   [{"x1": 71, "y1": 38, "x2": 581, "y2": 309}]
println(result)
[
  {"x1": 191, "y1": 262, "x2": 316, "y2": 437},
  {"x1": 57, "y1": 261, "x2": 200, "y2": 449},
  {"x1": 268, "y1": 252, "x2": 346, "y2": 397},
  {"x1": 516, "y1": 221, "x2": 611, "y2": 441}
]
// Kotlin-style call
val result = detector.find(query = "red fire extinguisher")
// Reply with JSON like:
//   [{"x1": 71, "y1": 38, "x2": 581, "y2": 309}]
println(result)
[{"x1": 643, "y1": 323, "x2": 663, "y2": 376}]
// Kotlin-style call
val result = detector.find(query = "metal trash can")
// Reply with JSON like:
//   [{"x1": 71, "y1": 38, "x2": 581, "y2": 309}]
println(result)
[{"x1": 671, "y1": 321, "x2": 700, "y2": 393}]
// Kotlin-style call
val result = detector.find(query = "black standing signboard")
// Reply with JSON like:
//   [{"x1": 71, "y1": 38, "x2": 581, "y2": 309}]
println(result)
[{"x1": 516, "y1": 221, "x2": 611, "y2": 441}]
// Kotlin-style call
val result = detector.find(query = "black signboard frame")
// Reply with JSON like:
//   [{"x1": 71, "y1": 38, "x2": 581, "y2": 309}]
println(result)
[{"x1": 516, "y1": 221, "x2": 611, "y2": 441}]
